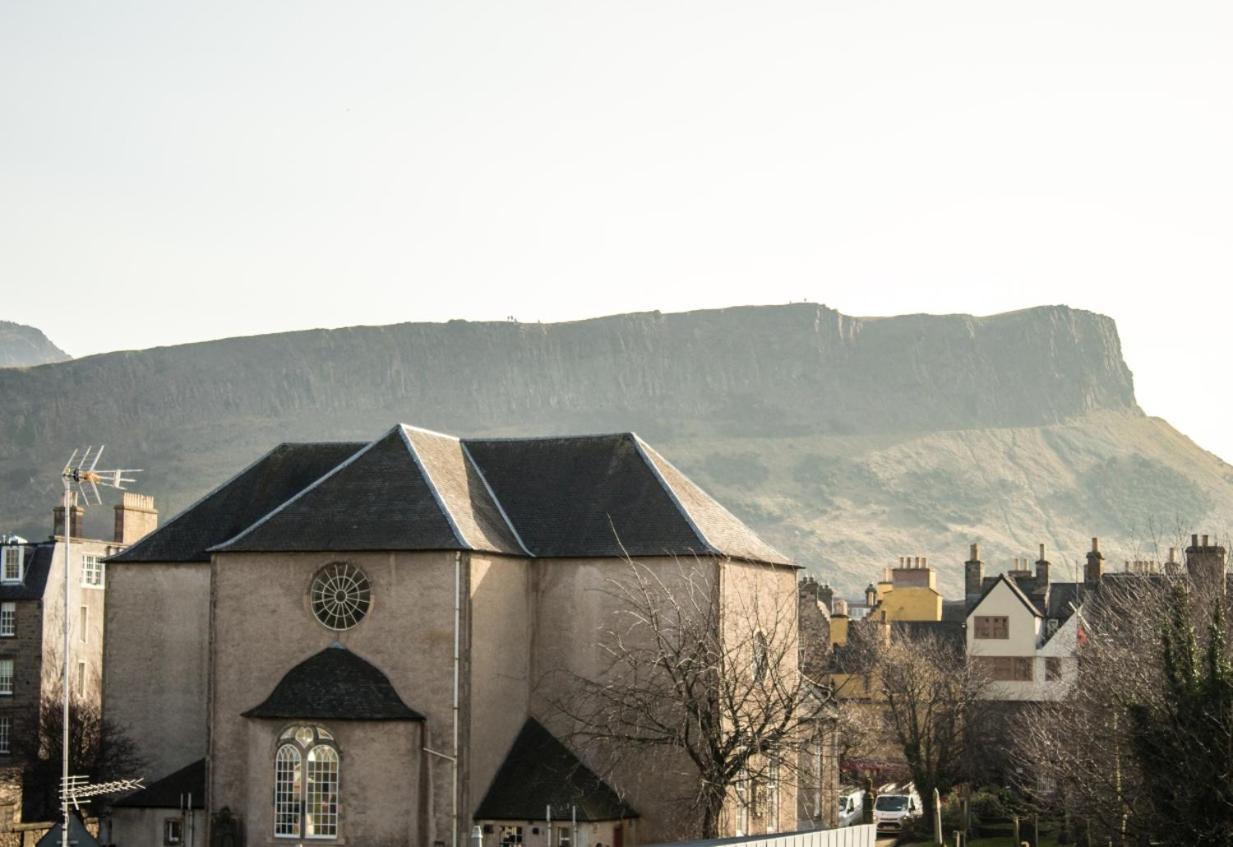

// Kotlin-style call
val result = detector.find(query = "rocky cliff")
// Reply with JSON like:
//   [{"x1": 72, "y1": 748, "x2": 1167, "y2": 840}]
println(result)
[
  {"x1": 1, "y1": 303, "x2": 1222, "y2": 594},
  {"x1": 0, "y1": 321, "x2": 69, "y2": 368}
]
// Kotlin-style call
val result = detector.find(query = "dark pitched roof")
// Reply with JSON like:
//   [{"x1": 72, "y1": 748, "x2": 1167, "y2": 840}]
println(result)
[
  {"x1": 1045, "y1": 582, "x2": 1087, "y2": 621},
  {"x1": 474, "y1": 719, "x2": 638, "y2": 822},
  {"x1": 892, "y1": 620, "x2": 967, "y2": 653},
  {"x1": 36, "y1": 816, "x2": 98, "y2": 847},
  {"x1": 243, "y1": 645, "x2": 424, "y2": 721},
  {"x1": 463, "y1": 433, "x2": 791, "y2": 564},
  {"x1": 111, "y1": 442, "x2": 365, "y2": 563},
  {"x1": 941, "y1": 600, "x2": 968, "y2": 623},
  {"x1": 216, "y1": 429, "x2": 467, "y2": 554},
  {"x1": 0, "y1": 543, "x2": 53, "y2": 600},
  {"x1": 114, "y1": 759, "x2": 205, "y2": 809}
]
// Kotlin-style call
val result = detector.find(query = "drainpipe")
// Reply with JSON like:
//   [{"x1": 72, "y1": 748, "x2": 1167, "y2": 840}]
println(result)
[
  {"x1": 424, "y1": 549, "x2": 463, "y2": 847},
  {"x1": 452, "y1": 550, "x2": 461, "y2": 847}
]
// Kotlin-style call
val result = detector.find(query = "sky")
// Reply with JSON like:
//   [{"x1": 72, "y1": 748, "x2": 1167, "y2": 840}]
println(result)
[{"x1": 3, "y1": 2, "x2": 1232, "y2": 459}]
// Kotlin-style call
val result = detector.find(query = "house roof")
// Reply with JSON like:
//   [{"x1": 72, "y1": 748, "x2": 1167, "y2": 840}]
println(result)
[
  {"x1": 474, "y1": 718, "x2": 638, "y2": 822},
  {"x1": 242, "y1": 644, "x2": 424, "y2": 721},
  {"x1": 891, "y1": 620, "x2": 967, "y2": 653},
  {"x1": 970, "y1": 573, "x2": 1042, "y2": 618},
  {"x1": 36, "y1": 815, "x2": 98, "y2": 847},
  {"x1": 113, "y1": 759, "x2": 205, "y2": 809},
  {"x1": 0, "y1": 543, "x2": 53, "y2": 601},
  {"x1": 110, "y1": 442, "x2": 365, "y2": 563},
  {"x1": 201, "y1": 425, "x2": 790, "y2": 566}
]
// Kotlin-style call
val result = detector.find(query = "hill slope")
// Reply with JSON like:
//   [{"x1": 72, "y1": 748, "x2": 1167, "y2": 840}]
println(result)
[
  {"x1": 0, "y1": 303, "x2": 1224, "y2": 594},
  {"x1": 0, "y1": 321, "x2": 69, "y2": 368}
]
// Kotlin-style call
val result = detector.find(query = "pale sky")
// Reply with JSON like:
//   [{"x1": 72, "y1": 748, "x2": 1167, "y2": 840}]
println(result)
[{"x1": 3, "y1": 2, "x2": 1231, "y2": 459}]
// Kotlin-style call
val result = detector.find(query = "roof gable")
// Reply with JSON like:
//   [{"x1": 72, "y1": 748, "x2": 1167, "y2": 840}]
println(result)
[
  {"x1": 475, "y1": 718, "x2": 638, "y2": 822},
  {"x1": 970, "y1": 574, "x2": 1041, "y2": 619},
  {"x1": 111, "y1": 442, "x2": 364, "y2": 563},
  {"x1": 243, "y1": 644, "x2": 423, "y2": 721}
]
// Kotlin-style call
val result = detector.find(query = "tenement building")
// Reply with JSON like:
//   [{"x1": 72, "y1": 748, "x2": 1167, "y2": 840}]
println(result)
[
  {"x1": 0, "y1": 493, "x2": 157, "y2": 824},
  {"x1": 104, "y1": 424, "x2": 800, "y2": 847}
]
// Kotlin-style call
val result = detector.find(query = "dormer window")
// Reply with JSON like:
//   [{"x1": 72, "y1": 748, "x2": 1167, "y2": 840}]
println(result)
[{"x1": 0, "y1": 547, "x2": 22, "y2": 584}]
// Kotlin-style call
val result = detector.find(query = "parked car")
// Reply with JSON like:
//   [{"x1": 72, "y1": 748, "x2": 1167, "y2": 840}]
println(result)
[
  {"x1": 837, "y1": 786, "x2": 864, "y2": 827},
  {"x1": 873, "y1": 783, "x2": 922, "y2": 834}
]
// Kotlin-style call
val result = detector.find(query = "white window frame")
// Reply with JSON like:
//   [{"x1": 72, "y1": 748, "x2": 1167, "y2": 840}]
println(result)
[
  {"x1": 274, "y1": 725, "x2": 339, "y2": 840},
  {"x1": 0, "y1": 602, "x2": 15, "y2": 637},
  {"x1": 81, "y1": 554, "x2": 104, "y2": 589},
  {"x1": 1, "y1": 547, "x2": 22, "y2": 584},
  {"x1": 0, "y1": 716, "x2": 10, "y2": 754},
  {"x1": 163, "y1": 818, "x2": 183, "y2": 846},
  {"x1": 0, "y1": 659, "x2": 13, "y2": 696}
]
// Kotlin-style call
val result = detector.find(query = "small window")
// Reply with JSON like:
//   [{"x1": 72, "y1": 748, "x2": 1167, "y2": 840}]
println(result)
[
  {"x1": 82, "y1": 554, "x2": 104, "y2": 588},
  {"x1": 163, "y1": 818, "x2": 183, "y2": 846},
  {"x1": 0, "y1": 602, "x2": 15, "y2": 637},
  {"x1": 80, "y1": 606, "x2": 89, "y2": 642},
  {"x1": 555, "y1": 826, "x2": 572, "y2": 847},
  {"x1": 974, "y1": 655, "x2": 1034, "y2": 682},
  {"x1": 766, "y1": 758, "x2": 780, "y2": 834},
  {"x1": 1, "y1": 547, "x2": 22, "y2": 584},
  {"x1": 77, "y1": 661, "x2": 86, "y2": 692},
  {"x1": 0, "y1": 659, "x2": 12, "y2": 695},
  {"x1": 499, "y1": 826, "x2": 524, "y2": 846},
  {"x1": 974, "y1": 616, "x2": 1009, "y2": 639},
  {"x1": 1046, "y1": 657, "x2": 1062, "y2": 682},
  {"x1": 0, "y1": 716, "x2": 10, "y2": 754}
]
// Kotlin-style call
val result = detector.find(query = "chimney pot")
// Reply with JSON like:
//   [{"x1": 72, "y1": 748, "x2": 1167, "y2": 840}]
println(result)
[
  {"x1": 1092, "y1": 537, "x2": 1100, "y2": 553},
  {"x1": 1203, "y1": 534, "x2": 1210, "y2": 547},
  {"x1": 1192, "y1": 534, "x2": 1200, "y2": 547}
]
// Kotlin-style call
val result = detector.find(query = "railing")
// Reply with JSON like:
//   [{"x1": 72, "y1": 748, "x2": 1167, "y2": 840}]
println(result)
[{"x1": 644, "y1": 823, "x2": 877, "y2": 847}]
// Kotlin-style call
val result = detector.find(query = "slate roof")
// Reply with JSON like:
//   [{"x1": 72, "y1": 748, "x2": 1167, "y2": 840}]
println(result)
[
  {"x1": 243, "y1": 645, "x2": 424, "y2": 721},
  {"x1": 209, "y1": 425, "x2": 790, "y2": 566},
  {"x1": 114, "y1": 759, "x2": 205, "y2": 809},
  {"x1": 971, "y1": 573, "x2": 1042, "y2": 618},
  {"x1": 474, "y1": 718, "x2": 638, "y2": 822},
  {"x1": 111, "y1": 442, "x2": 365, "y2": 563},
  {"x1": 892, "y1": 620, "x2": 967, "y2": 653},
  {"x1": 0, "y1": 544, "x2": 53, "y2": 601},
  {"x1": 36, "y1": 815, "x2": 98, "y2": 847}
]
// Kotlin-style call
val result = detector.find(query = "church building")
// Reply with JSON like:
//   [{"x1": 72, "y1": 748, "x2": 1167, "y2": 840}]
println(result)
[{"x1": 103, "y1": 424, "x2": 798, "y2": 847}]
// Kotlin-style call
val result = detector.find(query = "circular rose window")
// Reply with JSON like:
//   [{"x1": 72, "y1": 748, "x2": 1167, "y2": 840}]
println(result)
[{"x1": 310, "y1": 562, "x2": 372, "y2": 631}]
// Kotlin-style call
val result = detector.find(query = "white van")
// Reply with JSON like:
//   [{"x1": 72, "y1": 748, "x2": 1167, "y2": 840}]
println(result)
[
  {"x1": 837, "y1": 786, "x2": 864, "y2": 827},
  {"x1": 873, "y1": 783, "x2": 922, "y2": 834}
]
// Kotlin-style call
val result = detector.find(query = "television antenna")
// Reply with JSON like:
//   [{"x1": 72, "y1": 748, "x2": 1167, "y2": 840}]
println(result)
[{"x1": 58, "y1": 447, "x2": 143, "y2": 847}]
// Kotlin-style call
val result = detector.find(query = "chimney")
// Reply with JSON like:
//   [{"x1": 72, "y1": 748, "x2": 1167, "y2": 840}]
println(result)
[
  {"x1": 965, "y1": 543, "x2": 983, "y2": 597},
  {"x1": 865, "y1": 583, "x2": 878, "y2": 609},
  {"x1": 1165, "y1": 547, "x2": 1180, "y2": 576},
  {"x1": 1185, "y1": 533, "x2": 1227, "y2": 591},
  {"x1": 52, "y1": 493, "x2": 84, "y2": 539},
  {"x1": 114, "y1": 493, "x2": 158, "y2": 545},
  {"x1": 1085, "y1": 537, "x2": 1104, "y2": 585},
  {"x1": 1035, "y1": 543, "x2": 1050, "y2": 589}
]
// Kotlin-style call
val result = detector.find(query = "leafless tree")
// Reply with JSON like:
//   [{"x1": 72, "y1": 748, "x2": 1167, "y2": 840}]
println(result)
[
  {"x1": 13, "y1": 690, "x2": 144, "y2": 820},
  {"x1": 547, "y1": 558, "x2": 828, "y2": 838},
  {"x1": 868, "y1": 628, "x2": 991, "y2": 834},
  {"x1": 1014, "y1": 565, "x2": 1233, "y2": 846}
]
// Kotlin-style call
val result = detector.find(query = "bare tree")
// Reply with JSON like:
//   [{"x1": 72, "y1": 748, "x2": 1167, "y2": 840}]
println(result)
[
  {"x1": 872, "y1": 630, "x2": 990, "y2": 835},
  {"x1": 1015, "y1": 568, "x2": 1233, "y2": 846},
  {"x1": 548, "y1": 558, "x2": 827, "y2": 838},
  {"x1": 14, "y1": 691, "x2": 144, "y2": 820}
]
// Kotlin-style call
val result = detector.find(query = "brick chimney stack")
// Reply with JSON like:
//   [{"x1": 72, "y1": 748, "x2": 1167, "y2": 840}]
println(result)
[
  {"x1": 52, "y1": 493, "x2": 84, "y2": 539},
  {"x1": 114, "y1": 493, "x2": 158, "y2": 545},
  {"x1": 965, "y1": 543, "x2": 983, "y2": 597},
  {"x1": 1185, "y1": 533, "x2": 1227, "y2": 590},
  {"x1": 1085, "y1": 537, "x2": 1104, "y2": 585},
  {"x1": 1035, "y1": 542, "x2": 1050, "y2": 589}
]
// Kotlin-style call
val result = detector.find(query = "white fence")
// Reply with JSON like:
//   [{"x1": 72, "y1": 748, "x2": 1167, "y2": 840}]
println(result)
[{"x1": 645, "y1": 823, "x2": 876, "y2": 847}]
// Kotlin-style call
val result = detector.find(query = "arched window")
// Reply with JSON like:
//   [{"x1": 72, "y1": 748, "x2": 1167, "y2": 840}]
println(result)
[{"x1": 275, "y1": 726, "x2": 339, "y2": 839}]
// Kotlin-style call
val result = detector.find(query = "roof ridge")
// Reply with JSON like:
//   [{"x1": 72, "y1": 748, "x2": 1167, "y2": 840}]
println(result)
[
  {"x1": 398, "y1": 425, "x2": 468, "y2": 549},
  {"x1": 459, "y1": 441, "x2": 532, "y2": 556},
  {"x1": 462, "y1": 431, "x2": 637, "y2": 444},
  {"x1": 207, "y1": 434, "x2": 386, "y2": 553},
  {"x1": 629, "y1": 435, "x2": 719, "y2": 557}
]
